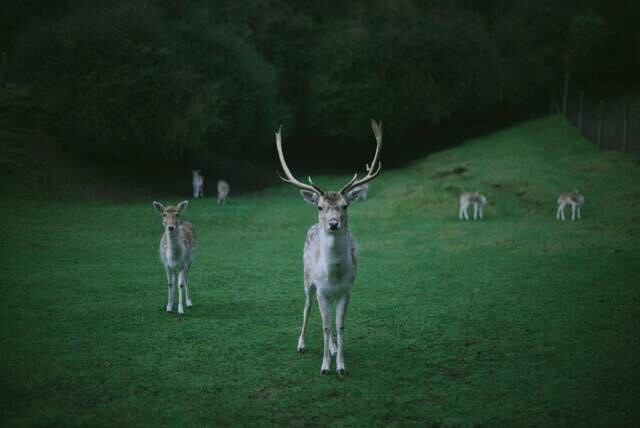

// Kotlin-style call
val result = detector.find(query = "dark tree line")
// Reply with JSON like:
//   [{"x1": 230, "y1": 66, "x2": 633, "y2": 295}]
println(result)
[{"x1": 2, "y1": 0, "x2": 638, "y2": 163}]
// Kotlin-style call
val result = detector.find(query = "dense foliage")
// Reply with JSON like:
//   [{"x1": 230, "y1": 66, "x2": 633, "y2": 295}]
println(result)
[{"x1": 3, "y1": 0, "x2": 639, "y2": 161}]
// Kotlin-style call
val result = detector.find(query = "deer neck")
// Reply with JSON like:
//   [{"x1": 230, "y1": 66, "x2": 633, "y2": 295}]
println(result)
[
  {"x1": 319, "y1": 227, "x2": 349, "y2": 264},
  {"x1": 164, "y1": 227, "x2": 185, "y2": 260}
]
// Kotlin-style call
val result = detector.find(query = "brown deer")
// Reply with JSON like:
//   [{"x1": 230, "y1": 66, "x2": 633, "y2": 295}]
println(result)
[
  {"x1": 152, "y1": 201, "x2": 197, "y2": 316},
  {"x1": 192, "y1": 170, "x2": 204, "y2": 198},
  {"x1": 217, "y1": 180, "x2": 230, "y2": 204},
  {"x1": 275, "y1": 119, "x2": 383, "y2": 376},
  {"x1": 557, "y1": 191, "x2": 584, "y2": 220}
]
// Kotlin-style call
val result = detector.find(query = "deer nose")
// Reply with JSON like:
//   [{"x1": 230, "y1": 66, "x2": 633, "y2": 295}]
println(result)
[
  {"x1": 328, "y1": 219, "x2": 340, "y2": 230},
  {"x1": 167, "y1": 225, "x2": 176, "y2": 231}
]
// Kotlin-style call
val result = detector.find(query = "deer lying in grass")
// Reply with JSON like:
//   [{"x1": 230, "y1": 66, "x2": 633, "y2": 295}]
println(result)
[
  {"x1": 556, "y1": 191, "x2": 584, "y2": 220},
  {"x1": 192, "y1": 170, "x2": 204, "y2": 198},
  {"x1": 276, "y1": 119, "x2": 383, "y2": 376},
  {"x1": 217, "y1": 180, "x2": 229, "y2": 205},
  {"x1": 459, "y1": 192, "x2": 487, "y2": 220},
  {"x1": 152, "y1": 201, "x2": 197, "y2": 316}
]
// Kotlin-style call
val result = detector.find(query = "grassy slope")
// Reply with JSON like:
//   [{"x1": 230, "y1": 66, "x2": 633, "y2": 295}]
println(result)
[{"x1": 1, "y1": 116, "x2": 639, "y2": 426}]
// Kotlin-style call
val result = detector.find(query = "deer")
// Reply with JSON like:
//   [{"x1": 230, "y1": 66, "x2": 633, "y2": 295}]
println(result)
[
  {"x1": 192, "y1": 170, "x2": 204, "y2": 198},
  {"x1": 556, "y1": 191, "x2": 584, "y2": 220},
  {"x1": 152, "y1": 200, "x2": 197, "y2": 316},
  {"x1": 275, "y1": 119, "x2": 383, "y2": 376},
  {"x1": 217, "y1": 180, "x2": 230, "y2": 204},
  {"x1": 459, "y1": 192, "x2": 487, "y2": 220}
]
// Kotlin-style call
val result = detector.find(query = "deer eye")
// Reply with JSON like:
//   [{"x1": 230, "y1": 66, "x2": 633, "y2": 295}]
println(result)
[
  {"x1": 176, "y1": 213, "x2": 180, "y2": 217},
  {"x1": 318, "y1": 206, "x2": 323, "y2": 211},
  {"x1": 163, "y1": 213, "x2": 167, "y2": 217}
]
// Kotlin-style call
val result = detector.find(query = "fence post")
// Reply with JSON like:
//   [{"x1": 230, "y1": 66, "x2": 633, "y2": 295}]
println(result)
[
  {"x1": 622, "y1": 99, "x2": 630, "y2": 152},
  {"x1": 578, "y1": 90, "x2": 584, "y2": 134},
  {"x1": 0, "y1": 52, "x2": 6, "y2": 89},
  {"x1": 562, "y1": 71, "x2": 569, "y2": 117},
  {"x1": 597, "y1": 99, "x2": 604, "y2": 149}
]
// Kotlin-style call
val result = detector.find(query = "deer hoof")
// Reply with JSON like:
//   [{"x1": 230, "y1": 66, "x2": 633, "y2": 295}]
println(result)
[
  {"x1": 337, "y1": 369, "x2": 346, "y2": 378},
  {"x1": 297, "y1": 346, "x2": 305, "y2": 353},
  {"x1": 321, "y1": 369, "x2": 330, "y2": 376}
]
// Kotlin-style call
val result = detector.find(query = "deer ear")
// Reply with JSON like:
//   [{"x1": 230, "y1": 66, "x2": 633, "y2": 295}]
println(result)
[
  {"x1": 300, "y1": 190, "x2": 319, "y2": 206},
  {"x1": 177, "y1": 200, "x2": 189, "y2": 212},
  {"x1": 345, "y1": 186, "x2": 365, "y2": 204},
  {"x1": 153, "y1": 201, "x2": 165, "y2": 213}
]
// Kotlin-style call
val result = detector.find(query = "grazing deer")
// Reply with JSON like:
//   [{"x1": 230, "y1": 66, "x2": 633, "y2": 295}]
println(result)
[
  {"x1": 217, "y1": 180, "x2": 230, "y2": 204},
  {"x1": 152, "y1": 201, "x2": 197, "y2": 316},
  {"x1": 556, "y1": 191, "x2": 584, "y2": 220},
  {"x1": 192, "y1": 170, "x2": 204, "y2": 198},
  {"x1": 459, "y1": 192, "x2": 487, "y2": 220},
  {"x1": 276, "y1": 119, "x2": 383, "y2": 376}
]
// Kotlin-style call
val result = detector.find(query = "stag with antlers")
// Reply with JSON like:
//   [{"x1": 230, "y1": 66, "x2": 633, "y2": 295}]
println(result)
[{"x1": 275, "y1": 119, "x2": 383, "y2": 376}]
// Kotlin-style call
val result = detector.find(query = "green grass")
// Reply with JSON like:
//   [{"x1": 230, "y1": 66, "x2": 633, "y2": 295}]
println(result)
[{"x1": 1, "y1": 116, "x2": 640, "y2": 426}]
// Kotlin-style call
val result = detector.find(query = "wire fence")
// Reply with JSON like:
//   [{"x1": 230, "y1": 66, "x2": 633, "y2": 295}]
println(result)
[{"x1": 552, "y1": 80, "x2": 640, "y2": 159}]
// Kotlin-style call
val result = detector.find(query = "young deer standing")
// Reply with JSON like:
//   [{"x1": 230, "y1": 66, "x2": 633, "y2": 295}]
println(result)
[
  {"x1": 217, "y1": 180, "x2": 230, "y2": 205},
  {"x1": 459, "y1": 192, "x2": 487, "y2": 220},
  {"x1": 276, "y1": 119, "x2": 383, "y2": 376},
  {"x1": 556, "y1": 191, "x2": 584, "y2": 220},
  {"x1": 152, "y1": 201, "x2": 197, "y2": 316},
  {"x1": 192, "y1": 170, "x2": 204, "y2": 198}
]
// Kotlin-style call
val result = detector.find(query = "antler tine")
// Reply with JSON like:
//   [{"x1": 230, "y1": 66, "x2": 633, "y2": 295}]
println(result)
[
  {"x1": 275, "y1": 125, "x2": 324, "y2": 195},
  {"x1": 339, "y1": 119, "x2": 383, "y2": 194}
]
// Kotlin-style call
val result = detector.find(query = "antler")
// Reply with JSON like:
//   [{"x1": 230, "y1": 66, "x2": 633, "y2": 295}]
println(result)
[
  {"x1": 339, "y1": 118, "x2": 383, "y2": 194},
  {"x1": 275, "y1": 125, "x2": 324, "y2": 195}
]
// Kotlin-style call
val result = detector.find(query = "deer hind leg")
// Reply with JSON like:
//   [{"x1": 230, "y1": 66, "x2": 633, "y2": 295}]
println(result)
[
  {"x1": 473, "y1": 203, "x2": 479, "y2": 220},
  {"x1": 479, "y1": 204, "x2": 484, "y2": 219},
  {"x1": 166, "y1": 269, "x2": 176, "y2": 312},
  {"x1": 335, "y1": 293, "x2": 351, "y2": 376},
  {"x1": 571, "y1": 203, "x2": 576, "y2": 220},
  {"x1": 184, "y1": 267, "x2": 192, "y2": 308},
  {"x1": 316, "y1": 292, "x2": 333, "y2": 375},
  {"x1": 298, "y1": 284, "x2": 315, "y2": 353},
  {"x1": 577, "y1": 206, "x2": 582, "y2": 219},
  {"x1": 557, "y1": 203, "x2": 565, "y2": 220}
]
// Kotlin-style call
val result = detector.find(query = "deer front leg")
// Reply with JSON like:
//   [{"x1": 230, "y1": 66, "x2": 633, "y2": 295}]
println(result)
[
  {"x1": 177, "y1": 270, "x2": 186, "y2": 316},
  {"x1": 316, "y1": 293, "x2": 333, "y2": 375},
  {"x1": 166, "y1": 269, "x2": 175, "y2": 312},
  {"x1": 571, "y1": 203, "x2": 576, "y2": 220},
  {"x1": 577, "y1": 206, "x2": 582, "y2": 219},
  {"x1": 298, "y1": 285, "x2": 315, "y2": 353},
  {"x1": 473, "y1": 203, "x2": 479, "y2": 220},
  {"x1": 335, "y1": 293, "x2": 350, "y2": 376}
]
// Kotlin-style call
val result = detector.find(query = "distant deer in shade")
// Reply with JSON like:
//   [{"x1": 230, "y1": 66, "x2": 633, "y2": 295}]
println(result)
[
  {"x1": 557, "y1": 191, "x2": 584, "y2": 220},
  {"x1": 192, "y1": 170, "x2": 204, "y2": 198},
  {"x1": 459, "y1": 192, "x2": 487, "y2": 220},
  {"x1": 275, "y1": 119, "x2": 383, "y2": 376},
  {"x1": 217, "y1": 180, "x2": 229, "y2": 204},
  {"x1": 152, "y1": 201, "x2": 197, "y2": 316}
]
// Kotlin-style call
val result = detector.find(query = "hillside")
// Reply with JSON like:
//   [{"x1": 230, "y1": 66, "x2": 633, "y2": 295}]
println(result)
[{"x1": 1, "y1": 116, "x2": 639, "y2": 426}]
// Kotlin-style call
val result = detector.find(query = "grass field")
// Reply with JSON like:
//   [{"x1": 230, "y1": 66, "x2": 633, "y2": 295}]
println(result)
[{"x1": 1, "y1": 116, "x2": 640, "y2": 426}]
